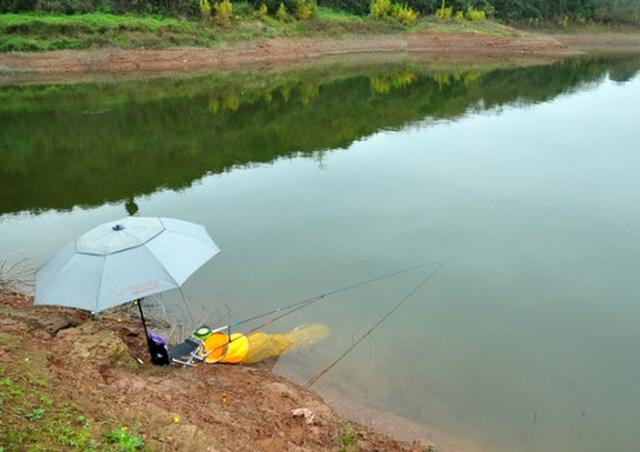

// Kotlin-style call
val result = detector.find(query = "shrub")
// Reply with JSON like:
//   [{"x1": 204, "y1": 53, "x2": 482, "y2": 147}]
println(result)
[
  {"x1": 255, "y1": 2, "x2": 268, "y2": 17},
  {"x1": 276, "y1": 1, "x2": 288, "y2": 20},
  {"x1": 294, "y1": 0, "x2": 315, "y2": 19},
  {"x1": 315, "y1": 0, "x2": 368, "y2": 16},
  {"x1": 233, "y1": 1, "x2": 254, "y2": 17},
  {"x1": 214, "y1": 0, "x2": 233, "y2": 26},
  {"x1": 199, "y1": 0, "x2": 212, "y2": 19},
  {"x1": 454, "y1": 9, "x2": 463, "y2": 22},
  {"x1": 435, "y1": 6, "x2": 452, "y2": 20},
  {"x1": 557, "y1": 14, "x2": 569, "y2": 28},
  {"x1": 391, "y1": 2, "x2": 417, "y2": 25},
  {"x1": 465, "y1": 6, "x2": 485, "y2": 21},
  {"x1": 370, "y1": 0, "x2": 391, "y2": 19}
]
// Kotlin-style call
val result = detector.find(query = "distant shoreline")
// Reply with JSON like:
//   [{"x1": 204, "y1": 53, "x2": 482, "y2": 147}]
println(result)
[
  {"x1": 0, "y1": 32, "x2": 575, "y2": 77},
  {"x1": 1, "y1": 32, "x2": 639, "y2": 86}
]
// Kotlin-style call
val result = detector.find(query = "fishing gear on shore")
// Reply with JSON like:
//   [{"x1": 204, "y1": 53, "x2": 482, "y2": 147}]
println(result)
[
  {"x1": 149, "y1": 260, "x2": 445, "y2": 366},
  {"x1": 196, "y1": 260, "x2": 446, "y2": 361}
]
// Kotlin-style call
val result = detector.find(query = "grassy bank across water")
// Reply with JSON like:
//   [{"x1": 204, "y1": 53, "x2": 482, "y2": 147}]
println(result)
[
  {"x1": 0, "y1": 10, "x2": 521, "y2": 52},
  {"x1": 0, "y1": 10, "x2": 386, "y2": 51}
]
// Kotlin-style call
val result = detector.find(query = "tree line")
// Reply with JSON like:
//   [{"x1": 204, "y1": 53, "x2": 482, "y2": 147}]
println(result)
[
  {"x1": 1, "y1": 0, "x2": 639, "y2": 23},
  {"x1": 323, "y1": 0, "x2": 640, "y2": 22}
]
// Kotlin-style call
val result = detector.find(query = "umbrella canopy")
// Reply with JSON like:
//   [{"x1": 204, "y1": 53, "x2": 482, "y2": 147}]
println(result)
[{"x1": 36, "y1": 217, "x2": 220, "y2": 313}]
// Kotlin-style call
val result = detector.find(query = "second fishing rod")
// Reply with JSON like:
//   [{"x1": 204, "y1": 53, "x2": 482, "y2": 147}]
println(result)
[{"x1": 199, "y1": 259, "x2": 446, "y2": 360}]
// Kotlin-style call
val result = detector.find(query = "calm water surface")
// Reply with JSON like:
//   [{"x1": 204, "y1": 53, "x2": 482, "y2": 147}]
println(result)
[{"x1": 1, "y1": 55, "x2": 640, "y2": 451}]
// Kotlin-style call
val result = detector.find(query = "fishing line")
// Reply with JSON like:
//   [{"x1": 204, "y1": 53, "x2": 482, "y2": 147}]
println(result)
[
  {"x1": 228, "y1": 260, "x2": 441, "y2": 329},
  {"x1": 177, "y1": 286, "x2": 196, "y2": 330},
  {"x1": 199, "y1": 260, "x2": 444, "y2": 360},
  {"x1": 304, "y1": 259, "x2": 446, "y2": 388}
]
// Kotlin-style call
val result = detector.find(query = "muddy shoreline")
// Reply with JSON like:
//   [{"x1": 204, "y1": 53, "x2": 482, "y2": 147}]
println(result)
[
  {"x1": 1, "y1": 291, "x2": 476, "y2": 451},
  {"x1": 0, "y1": 32, "x2": 573, "y2": 79},
  {"x1": 1, "y1": 32, "x2": 638, "y2": 86}
]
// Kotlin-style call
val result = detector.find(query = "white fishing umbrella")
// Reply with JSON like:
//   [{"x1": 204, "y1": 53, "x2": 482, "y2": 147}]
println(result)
[{"x1": 35, "y1": 217, "x2": 220, "y2": 355}]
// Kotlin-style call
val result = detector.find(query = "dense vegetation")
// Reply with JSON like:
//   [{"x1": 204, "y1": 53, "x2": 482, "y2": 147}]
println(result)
[
  {"x1": 0, "y1": 7, "x2": 408, "y2": 51},
  {"x1": 1, "y1": 0, "x2": 639, "y2": 24},
  {"x1": 1, "y1": 55, "x2": 639, "y2": 215},
  {"x1": 324, "y1": 0, "x2": 640, "y2": 23}
]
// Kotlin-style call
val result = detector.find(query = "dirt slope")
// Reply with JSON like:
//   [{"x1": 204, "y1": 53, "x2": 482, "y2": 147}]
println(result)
[{"x1": 0, "y1": 291, "x2": 433, "y2": 451}]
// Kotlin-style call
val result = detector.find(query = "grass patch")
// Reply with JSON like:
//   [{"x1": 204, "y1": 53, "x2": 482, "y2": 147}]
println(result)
[
  {"x1": 509, "y1": 19, "x2": 640, "y2": 34},
  {"x1": 0, "y1": 332, "x2": 143, "y2": 451},
  {"x1": 0, "y1": 11, "x2": 518, "y2": 51},
  {"x1": 338, "y1": 422, "x2": 358, "y2": 451},
  {"x1": 0, "y1": 13, "x2": 219, "y2": 51},
  {"x1": 413, "y1": 17, "x2": 522, "y2": 36}
]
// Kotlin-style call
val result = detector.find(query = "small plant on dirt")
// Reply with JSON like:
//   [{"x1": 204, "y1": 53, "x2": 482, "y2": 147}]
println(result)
[
  {"x1": 465, "y1": 6, "x2": 485, "y2": 21},
  {"x1": 214, "y1": 0, "x2": 234, "y2": 27},
  {"x1": 77, "y1": 415, "x2": 90, "y2": 427},
  {"x1": 391, "y1": 2, "x2": 418, "y2": 25},
  {"x1": 35, "y1": 392, "x2": 52, "y2": 406},
  {"x1": 276, "y1": 2, "x2": 288, "y2": 21},
  {"x1": 26, "y1": 407, "x2": 46, "y2": 420},
  {"x1": 104, "y1": 427, "x2": 144, "y2": 451},
  {"x1": 338, "y1": 422, "x2": 358, "y2": 451},
  {"x1": 454, "y1": 10, "x2": 464, "y2": 23},
  {"x1": 1, "y1": 376, "x2": 20, "y2": 393},
  {"x1": 199, "y1": 0, "x2": 212, "y2": 19}
]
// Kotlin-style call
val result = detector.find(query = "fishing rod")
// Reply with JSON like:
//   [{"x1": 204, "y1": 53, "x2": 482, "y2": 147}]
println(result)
[
  {"x1": 199, "y1": 260, "x2": 445, "y2": 360},
  {"x1": 304, "y1": 259, "x2": 446, "y2": 388},
  {"x1": 219, "y1": 260, "x2": 441, "y2": 330}
]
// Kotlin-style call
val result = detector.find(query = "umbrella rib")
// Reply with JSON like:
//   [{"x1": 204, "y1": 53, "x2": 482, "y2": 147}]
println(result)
[
  {"x1": 93, "y1": 255, "x2": 107, "y2": 312},
  {"x1": 140, "y1": 245, "x2": 181, "y2": 288},
  {"x1": 159, "y1": 218, "x2": 216, "y2": 249}
]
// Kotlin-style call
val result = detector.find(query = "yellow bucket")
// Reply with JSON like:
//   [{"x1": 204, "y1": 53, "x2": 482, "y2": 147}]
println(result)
[
  {"x1": 220, "y1": 333, "x2": 249, "y2": 363},
  {"x1": 202, "y1": 332, "x2": 229, "y2": 364}
]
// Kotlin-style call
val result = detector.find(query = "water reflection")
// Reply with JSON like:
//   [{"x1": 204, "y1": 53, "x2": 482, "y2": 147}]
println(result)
[
  {"x1": 2, "y1": 53, "x2": 640, "y2": 452},
  {"x1": 1, "y1": 54, "x2": 639, "y2": 216}
]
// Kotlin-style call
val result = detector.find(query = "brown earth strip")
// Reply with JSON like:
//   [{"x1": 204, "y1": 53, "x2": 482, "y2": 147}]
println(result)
[
  {"x1": 551, "y1": 32, "x2": 640, "y2": 51},
  {"x1": 0, "y1": 32, "x2": 572, "y2": 77}
]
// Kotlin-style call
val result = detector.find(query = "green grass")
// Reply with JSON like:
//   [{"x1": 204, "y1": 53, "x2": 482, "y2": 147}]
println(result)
[
  {"x1": 0, "y1": 13, "x2": 221, "y2": 51},
  {"x1": 0, "y1": 10, "x2": 398, "y2": 51},
  {"x1": 0, "y1": 10, "x2": 521, "y2": 52},
  {"x1": 413, "y1": 16, "x2": 522, "y2": 36},
  {"x1": 520, "y1": 20, "x2": 640, "y2": 34},
  {"x1": 314, "y1": 6, "x2": 366, "y2": 23},
  {"x1": 338, "y1": 422, "x2": 358, "y2": 452},
  {"x1": 0, "y1": 333, "x2": 143, "y2": 451}
]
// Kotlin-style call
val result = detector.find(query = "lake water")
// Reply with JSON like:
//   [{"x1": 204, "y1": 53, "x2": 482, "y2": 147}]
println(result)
[{"x1": 1, "y1": 54, "x2": 640, "y2": 451}]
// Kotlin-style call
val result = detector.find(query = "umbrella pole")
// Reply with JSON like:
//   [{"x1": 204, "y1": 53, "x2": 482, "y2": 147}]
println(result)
[{"x1": 136, "y1": 298, "x2": 152, "y2": 358}]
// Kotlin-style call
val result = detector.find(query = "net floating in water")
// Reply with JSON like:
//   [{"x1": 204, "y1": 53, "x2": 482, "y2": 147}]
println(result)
[{"x1": 200, "y1": 324, "x2": 329, "y2": 364}]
